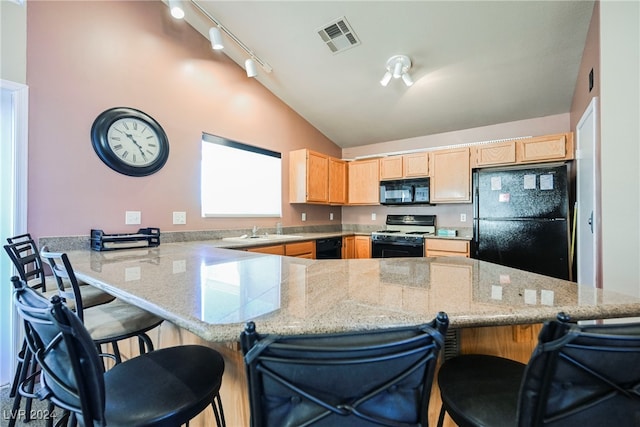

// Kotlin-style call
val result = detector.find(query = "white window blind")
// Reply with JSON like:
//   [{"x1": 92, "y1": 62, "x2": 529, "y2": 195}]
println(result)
[{"x1": 201, "y1": 133, "x2": 282, "y2": 217}]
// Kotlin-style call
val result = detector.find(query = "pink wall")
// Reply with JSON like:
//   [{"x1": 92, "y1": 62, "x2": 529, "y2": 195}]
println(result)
[
  {"x1": 570, "y1": 1, "x2": 600, "y2": 130},
  {"x1": 26, "y1": 1, "x2": 341, "y2": 241}
]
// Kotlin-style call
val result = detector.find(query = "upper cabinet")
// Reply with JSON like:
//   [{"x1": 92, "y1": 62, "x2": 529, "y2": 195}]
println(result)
[
  {"x1": 328, "y1": 157, "x2": 348, "y2": 205},
  {"x1": 473, "y1": 133, "x2": 574, "y2": 168},
  {"x1": 429, "y1": 147, "x2": 471, "y2": 203},
  {"x1": 348, "y1": 158, "x2": 380, "y2": 205},
  {"x1": 379, "y1": 153, "x2": 429, "y2": 180},
  {"x1": 517, "y1": 133, "x2": 574, "y2": 163},
  {"x1": 290, "y1": 149, "x2": 347, "y2": 205}
]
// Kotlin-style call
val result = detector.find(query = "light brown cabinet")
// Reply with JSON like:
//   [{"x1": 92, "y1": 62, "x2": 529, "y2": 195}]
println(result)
[
  {"x1": 474, "y1": 141, "x2": 517, "y2": 167},
  {"x1": 342, "y1": 236, "x2": 355, "y2": 259},
  {"x1": 517, "y1": 133, "x2": 574, "y2": 163},
  {"x1": 348, "y1": 159, "x2": 379, "y2": 205},
  {"x1": 425, "y1": 239, "x2": 470, "y2": 257},
  {"x1": 290, "y1": 149, "x2": 347, "y2": 205},
  {"x1": 472, "y1": 133, "x2": 574, "y2": 168},
  {"x1": 246, "y1": 245, "x2": 285, "y2": 255},
  {"x1": 403, "y1": 152, "x2": 429, "y2": 177},
  {"x1": 354, "y1": 236, "x2": 371, "y2": 258},
  {"x1": 328, "y1": 157, "x2": 347, "y2": 205},
  {"x1": 285, "y1": 241, "x2": 315, "y2": 259},
  {"x1": 379, "y1": 152, "x2": 429, "y2": 180},
  {"x1": 429, "y1": 147, "x2": 471, "y2": 203},
  {"x1": 247, "y1": 241, "x2": 315, "y2": 258},
  {"x1": 379, "y1": 156, "x2": 404, "y2": 180}
]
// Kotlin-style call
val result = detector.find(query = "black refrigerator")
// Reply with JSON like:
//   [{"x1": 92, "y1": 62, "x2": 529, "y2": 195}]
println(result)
[{"x1": 472, "y1": 163, "x2": 572, "y2": 280}]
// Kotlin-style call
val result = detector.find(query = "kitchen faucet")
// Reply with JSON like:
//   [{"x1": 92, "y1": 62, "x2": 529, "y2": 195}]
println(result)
[{"x1": 251, "y1": 226, "x2": 260, "y2": 237}]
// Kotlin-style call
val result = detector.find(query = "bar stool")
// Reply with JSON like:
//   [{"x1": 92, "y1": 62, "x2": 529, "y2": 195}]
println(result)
[
  {"x1": 12, "y1": 276, "x2": 226, "y2": 427},
  {"x1": 241, "y1": 312, "x2": 449, "y2": 427},
  {"x1": 437, "y1": 313, "x2": 640, "y2": 427},
  {"x1": 4, "y1": 235, "x2": 115, "y2": 426}
]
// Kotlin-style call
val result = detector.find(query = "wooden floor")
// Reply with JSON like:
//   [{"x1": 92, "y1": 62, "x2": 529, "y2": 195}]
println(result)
[{"x1": 115, "y1": 321, "x2": 541, "y2": 427}]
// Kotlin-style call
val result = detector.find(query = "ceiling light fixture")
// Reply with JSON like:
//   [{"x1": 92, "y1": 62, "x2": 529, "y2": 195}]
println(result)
[
  {"x1": 169, "y1": 0, "x2": 185, "y2": 19},
  {"x1": 209, "y1": 27, "x2": 224, "y2": 50},
  {"x1": 381, "y1": 55, "x2": 414, "y2": 87},
  {"x1": 189, "y1": 0, "x2": 272, "y2": 76},
  {"x1": 245, "y1": 58, "x2": 258, "y2": 78}
]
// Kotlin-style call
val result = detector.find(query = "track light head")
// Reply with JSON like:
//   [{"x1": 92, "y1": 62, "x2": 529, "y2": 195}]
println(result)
[
  {"x1": 169, "y1": 0, "x2": 184, "y2": 19},
  {"x1": 209, "y1": 27, "x2": 224, "y2": 50},
  {"x1": 401, "y1": 72, "x2": 414, "y2": 87},
  {"x1": 245, "y1": 58, "x2": 258, "y2": 78}
]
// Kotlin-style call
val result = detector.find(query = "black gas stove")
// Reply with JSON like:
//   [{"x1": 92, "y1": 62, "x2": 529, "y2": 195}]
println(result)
[{"x1": 371, "y1": 215, "x2": 436, "y2": 258}]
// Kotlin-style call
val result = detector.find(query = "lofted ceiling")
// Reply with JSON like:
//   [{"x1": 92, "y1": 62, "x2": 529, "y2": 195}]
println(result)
[{"x1": 177, "y1": 1, "x2": 594, "y2": 148}]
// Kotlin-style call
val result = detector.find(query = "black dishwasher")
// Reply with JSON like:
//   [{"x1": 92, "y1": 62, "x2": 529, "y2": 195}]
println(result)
[{"x1": 316, "y1": 237, "x2": 342, "y2": 259}]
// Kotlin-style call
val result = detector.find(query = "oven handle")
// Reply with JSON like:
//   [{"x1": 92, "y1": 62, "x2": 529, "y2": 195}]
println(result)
[{"x1": 371, "y1": 241, "x2": 424, "y2": 248}]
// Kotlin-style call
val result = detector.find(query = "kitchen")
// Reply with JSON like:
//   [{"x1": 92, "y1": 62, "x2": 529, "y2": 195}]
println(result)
[{"x1": 1, "y1": 0, "x2": 639, "y2": 424}]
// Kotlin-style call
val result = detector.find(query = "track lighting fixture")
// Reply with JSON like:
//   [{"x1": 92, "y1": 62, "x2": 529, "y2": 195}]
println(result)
[
  {"x1": 380, "y1": 55, "x2": 414, "y2": 87},
  {"x1": 245, "y1": 58, "x2": 258, "y2": 78},
  {"x1": 169, "y1": 0, "x2": 185, "y2": 19},
  {"x1": 209, "y1": 27, "x2": 224, "y2": 50},
  {"x1": 187, "y1": 0, "x2": 273, "y2": 77}
]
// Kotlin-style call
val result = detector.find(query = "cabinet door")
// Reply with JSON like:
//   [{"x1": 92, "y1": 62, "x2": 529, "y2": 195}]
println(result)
[
  {"x1": 285, "y1": 241, "x2": 316, "y2": 258},
  {"x1": 354, "y1": 236, "x2": 371, "y2": 258},
  {"x1": 425, "y1": 239, "x2": 470, "y2": 257},
  {"x1": 247, "y1": 245, "x2": 285, "y2": 255},
  {"x1": 348, "y1": 159, "x2": 380, "y2": 205},
  {"x1": 328, "y1": 158, "x2": 347, "y2": 205},
  {"x1": 341, "y1": 236, "x2": 355, "y2": 259},
  {"x1": 403, "y1": 152, "x2": 429, "y2": 177},
  {"x1": 379, "y1": 156, "x2": 404, "y2": 180},
  {"x1": 306, "y1": 151, "x2": 329, "y2": 203},
  {"x1": 430, "y1": 147, "x2": 471, "y2": 203},
  {"x1": 517, "y1": 133, "x2": 571, "y2": 163},
  {"x1": 474, "y1": 141, "x2": 516, "y2": 167}
]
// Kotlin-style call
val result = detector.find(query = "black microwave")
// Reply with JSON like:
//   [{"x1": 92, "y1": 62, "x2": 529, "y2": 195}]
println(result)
[{"x1": 379, "y1": 178, "x2": 430, "y2": 205}]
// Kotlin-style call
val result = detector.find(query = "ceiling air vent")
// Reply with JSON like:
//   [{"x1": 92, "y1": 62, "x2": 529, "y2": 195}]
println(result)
[{"x1": 317, "y1": 16, "x2": 360, "y2": 54}]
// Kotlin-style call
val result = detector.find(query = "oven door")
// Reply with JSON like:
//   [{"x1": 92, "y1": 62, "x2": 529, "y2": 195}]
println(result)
[{"x1": 372, "y1": 241, "x2": 424, "y2": 258}]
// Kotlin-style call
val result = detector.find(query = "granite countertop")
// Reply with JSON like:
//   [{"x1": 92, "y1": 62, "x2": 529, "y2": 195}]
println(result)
[{"x1": 63, "y1": 242, "x2": 640, "y2": 343}]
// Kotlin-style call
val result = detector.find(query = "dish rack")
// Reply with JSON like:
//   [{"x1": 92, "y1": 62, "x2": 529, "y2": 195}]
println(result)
[{"x1": 90, "y1": 228, "x2": 160, "y2": 251}]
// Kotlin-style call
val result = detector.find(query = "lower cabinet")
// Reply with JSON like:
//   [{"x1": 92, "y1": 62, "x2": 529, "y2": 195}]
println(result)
[
  {"x1": 425, "y1": 239, "x2": 470, "y2": 257},
  {"x1": 246, "y1": 245, "x2": 285, "y2": 255},
  {"x1": 342, "y1": 236, "x2": 355, "y2": 259},
  {"x1": 246, "y1": 241, "x2": 316, "y2": 258},
  {"x1": 354, "y1": 236, "x2": 371, "y2": 259},
  {"x1": 285, "y1": 241, "x2": 315, "y2": 259}
]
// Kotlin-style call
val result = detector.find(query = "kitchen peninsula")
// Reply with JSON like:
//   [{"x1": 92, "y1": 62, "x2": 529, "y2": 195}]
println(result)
[{"x1": 58, "y1": 241, "x2": 640, "y2": 427}]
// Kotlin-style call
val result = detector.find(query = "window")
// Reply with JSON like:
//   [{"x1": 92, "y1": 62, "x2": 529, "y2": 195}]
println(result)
[{"x1": 201, "y1": 133, "x2": 282, "y2": 217}]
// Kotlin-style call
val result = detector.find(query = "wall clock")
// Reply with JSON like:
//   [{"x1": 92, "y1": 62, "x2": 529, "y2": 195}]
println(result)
[{"x1": 91, "y1": 107, "x2": 169, "y2": 177}]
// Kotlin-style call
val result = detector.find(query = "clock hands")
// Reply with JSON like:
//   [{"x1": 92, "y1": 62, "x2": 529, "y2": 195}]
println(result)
[{"x1": 123, "y1": 131, "x2": 148, "y2": 161}]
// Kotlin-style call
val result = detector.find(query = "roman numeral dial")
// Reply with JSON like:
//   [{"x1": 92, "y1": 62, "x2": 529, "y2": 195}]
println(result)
[
  {"x1": 91, "y1": 107, "x2": 169, "y2": 177},
  {"x1": 107, "y1": 118, "x2": 159, "y2": 166}
]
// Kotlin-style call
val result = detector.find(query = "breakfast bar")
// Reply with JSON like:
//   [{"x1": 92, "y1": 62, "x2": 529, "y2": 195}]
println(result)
[{"x1": 61, "y1": 241, "x2": 640, "y2": 426}]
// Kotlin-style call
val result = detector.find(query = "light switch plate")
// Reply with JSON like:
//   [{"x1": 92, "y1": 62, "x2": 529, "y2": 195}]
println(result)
[
  {"x1": 301, "y1": 213, "x2": 306, "y2": 221},
  {"x1": 173, "y1": 211, "x2": 187, "y2": 225},
  {"x1": 125, "y1": 211, "x2": 141, "y2": 225}
]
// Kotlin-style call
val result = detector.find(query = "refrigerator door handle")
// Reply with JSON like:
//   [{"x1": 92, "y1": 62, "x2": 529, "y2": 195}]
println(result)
[{"x1": 588, "y1": 211, "x2": 594, "y2": 233}]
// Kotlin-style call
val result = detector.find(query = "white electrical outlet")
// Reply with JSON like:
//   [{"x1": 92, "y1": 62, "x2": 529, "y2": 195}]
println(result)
[
  {"x1": 329, "y1": 212, "x2": 334, "y2": 220},
  {"x1": 173, "y1": 211, "x2": 187, "y2": 225},
  {"x1": 125, "y1": 211, "x2": 141, "y2": 225},
  {"x1": 460, "y1": 213, "x2": 467, "y2": 222},
  {"x1": 371, "y1": 213, "x2": 377, "y2": 221},
  {"x1": 302, "y1": 213, "x2": 306, "y2": 221}
]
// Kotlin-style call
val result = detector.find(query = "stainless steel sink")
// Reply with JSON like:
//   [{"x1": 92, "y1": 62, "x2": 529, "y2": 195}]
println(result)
[{"x1": 222, "y1": 234, "x2": 302, "y2": 242}]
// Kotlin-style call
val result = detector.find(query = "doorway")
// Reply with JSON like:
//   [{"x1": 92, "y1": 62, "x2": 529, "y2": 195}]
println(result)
[
  {"x1": 575, "y1": 97, "x2": 600, "y2": 290},
  {"x1": 0, "y1": 79, "x2": 28, "y2": 386}
]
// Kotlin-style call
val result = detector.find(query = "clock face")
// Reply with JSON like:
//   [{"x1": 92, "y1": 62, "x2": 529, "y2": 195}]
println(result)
[
  {"x1": 91, "y1": 107, "x2": 169, "y2": 177},
  {"x1": 107, "y1": 117, "x2": 161, "y2": 167}
]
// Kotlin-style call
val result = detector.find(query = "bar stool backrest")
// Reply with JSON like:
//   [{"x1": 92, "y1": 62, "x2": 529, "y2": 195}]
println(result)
[
  {"x1": 241, "y1": 312, "x2": 449, "y2": 427},
  {"x1": 518, "y1": 319, "x2": 640, "y2": 426}
]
